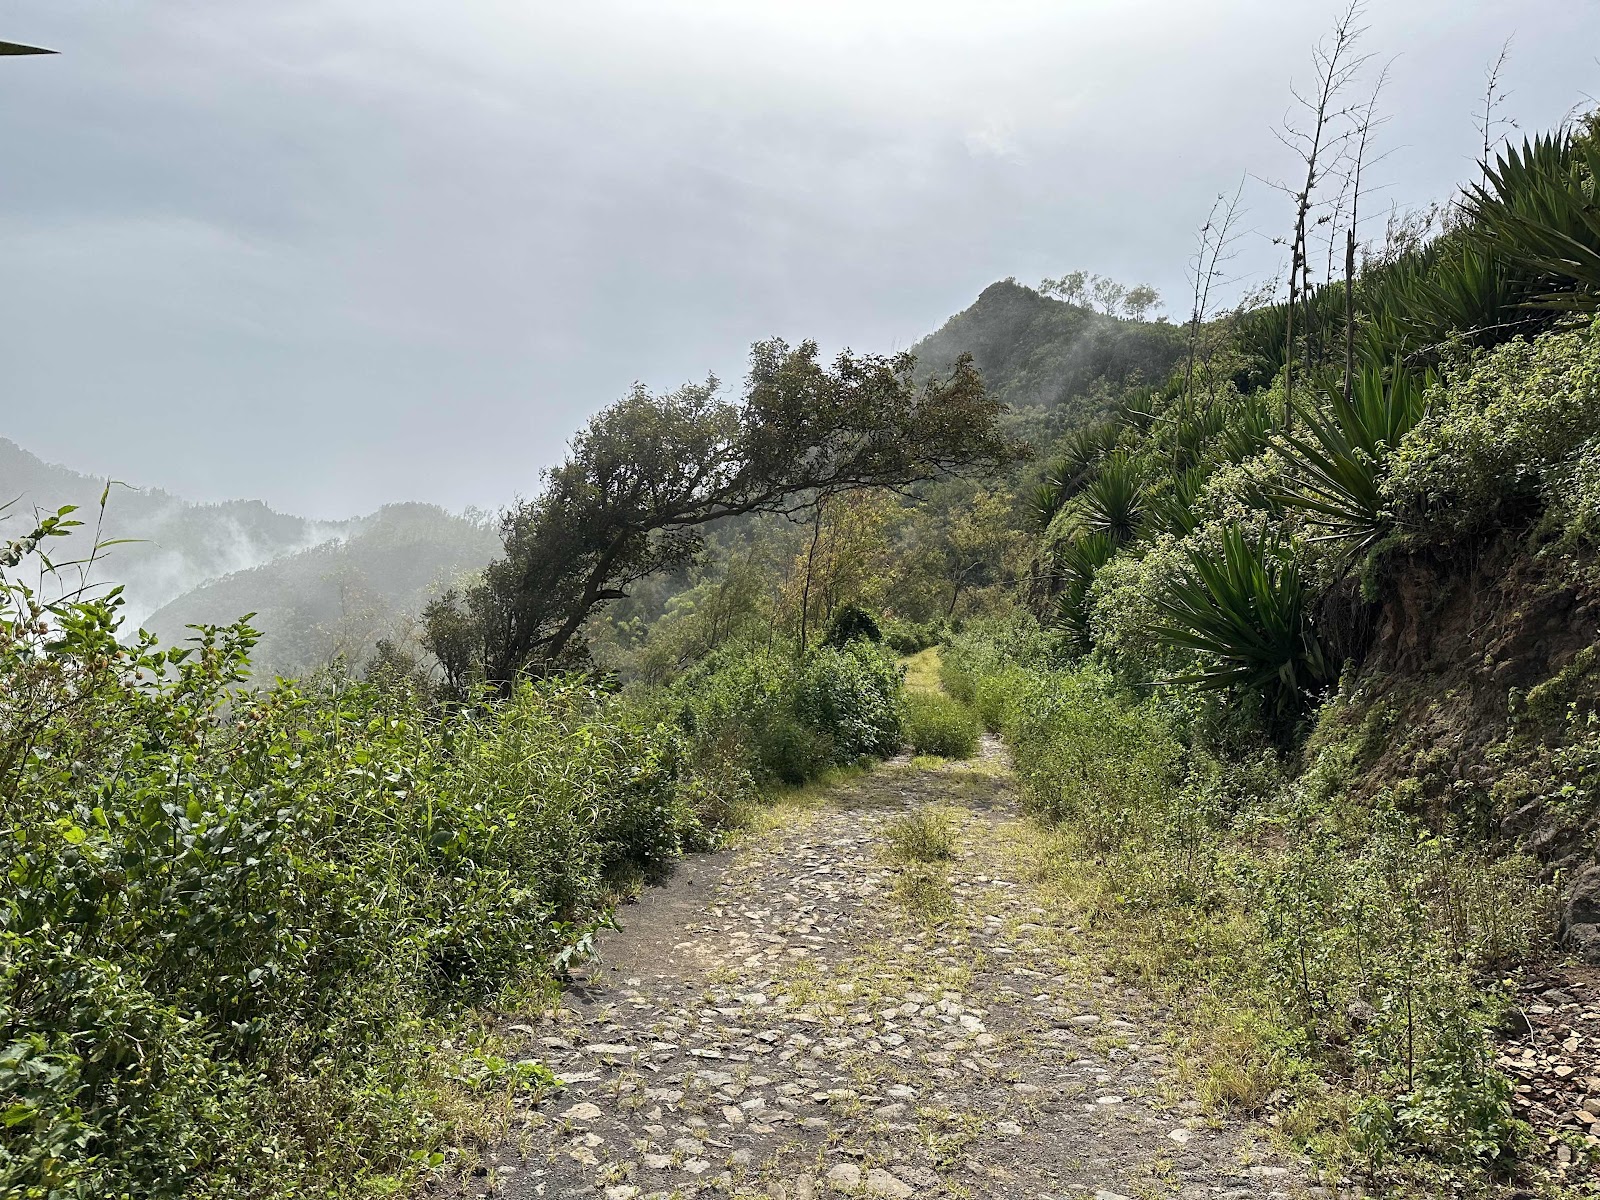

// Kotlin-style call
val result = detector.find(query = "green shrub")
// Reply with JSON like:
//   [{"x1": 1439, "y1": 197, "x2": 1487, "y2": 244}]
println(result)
[
  {"x1": 939, "y1": 611, "x2": 1065, "y2": 706},
  {"x1": 1381, "y1": 320, "x2": 1600, "y2": 542},
  {"x1": 902, "y1": 692, "x2": 980, "y2": 759},
  {"x1": 0, "y1": 509, "x2": 722, "y2": 1197},
  {"x1": 675, "y1": 641, "x2": 904, "y2": 785},
  {"x1": 821, "y1": 602, "x2": 882, "y2": 647},
  {"x1": 953, "y1": 635, "x2": 1548, "y2": 1181},
  {"x1": 880, "y1": 616, "x2": 946, "y2": 655}
]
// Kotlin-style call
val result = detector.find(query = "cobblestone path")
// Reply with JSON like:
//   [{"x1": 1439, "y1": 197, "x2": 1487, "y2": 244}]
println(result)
[{"x1": 491, "y1": 741, "x2": 1306, "y2": 1200}]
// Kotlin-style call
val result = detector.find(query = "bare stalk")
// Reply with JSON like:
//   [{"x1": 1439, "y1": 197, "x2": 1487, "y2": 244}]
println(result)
[{"x1": 1274, "y1": 1, "x2": 1369, "y2": 429}]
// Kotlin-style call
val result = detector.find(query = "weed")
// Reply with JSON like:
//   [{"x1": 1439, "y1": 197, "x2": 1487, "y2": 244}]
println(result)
[{"x1": 884, "y1": 807, "x2": 958, "y2": 864}]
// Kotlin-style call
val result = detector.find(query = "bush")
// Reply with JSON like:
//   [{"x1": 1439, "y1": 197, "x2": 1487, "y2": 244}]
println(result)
[
  {"x1": 948, "y1": 628, "x2": 1549, "y2": 1181},
  {"x1": 0, "y1": 511, "x2": 722, "y2": 1197},
  {"x1": 821, "y1": 603, "x2": 882, "y2": 647},
  {"x1": 675, "y1": 641, "x2": 904, "y2": 785},
  {"x1": 1381, "y1": 320, "x2": 1600, "y2": 543},
  {"x1": 883, "y1": 807, "x2": 958, "y2": 863},
  {"x1": 903, "y1": 692, "x2": 981, "y2": 759},
  {"x1": 880, "y1": 616, "x2": 947, "y2": 655},
  {"x1": 939, "y1": 611, "x2": 1066, "y2": 706}
]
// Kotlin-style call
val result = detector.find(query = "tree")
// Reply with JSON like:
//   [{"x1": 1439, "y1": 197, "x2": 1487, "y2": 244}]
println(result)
[
  {"x1": 941, "y1": 488, "x2": 1027, "y2": 618},
  {"x1": 423, "y1": 339, "x2": 1018, "y2": 693}
]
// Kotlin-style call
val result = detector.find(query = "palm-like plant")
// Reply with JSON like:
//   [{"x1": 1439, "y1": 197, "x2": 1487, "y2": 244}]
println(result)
[
  {"x1": 1027, "y1": 422, "x2": 1122, "y2": 531},
  {"x1": 1026, "y1": 480, "x2": 1067, "y2": 531},
  {"x1": 1216, "y1": 390, "x2": 1277, "y2": 464},
  {"x1": 1468, "y1": 131, "x2": 1600, "y2": 313},
  {"x1": 1143, "y1": 465, "x2": 1208, "y2": 538},
  {"x1": 1277, "y1": 362, "x2": 1431, "y2": 552},
  {"x1": 1080, "y1": 454, "x2": 1146, "y2": 545},
  {"x1": 1151, "y1": 525, "x2": 1332, "y2": 719},
  {"x1": 1052, "y1": 532, "x2": 1116, "y2": 653}
]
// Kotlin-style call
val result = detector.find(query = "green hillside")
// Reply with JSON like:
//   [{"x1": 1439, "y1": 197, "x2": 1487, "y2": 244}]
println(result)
[
  {"x1": 143, "y1": 502, "x2": 500, "y2": 680},
  {"x1": 0, "y1": 437, "x2": 345, "y2": 625},
  {"x1": 909, "y1": 279, "x2": 1184, "y2": 438}
]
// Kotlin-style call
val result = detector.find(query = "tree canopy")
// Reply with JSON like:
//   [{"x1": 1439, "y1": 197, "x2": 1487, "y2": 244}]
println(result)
[{"x1": 423, "y1": 338, "x2": 1018, "y2": 692}]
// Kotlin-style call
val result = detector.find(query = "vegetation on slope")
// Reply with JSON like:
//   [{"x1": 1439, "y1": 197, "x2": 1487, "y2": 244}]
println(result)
[{"x1": 143, "y1": 503, "x2": 500, "y2": 682}]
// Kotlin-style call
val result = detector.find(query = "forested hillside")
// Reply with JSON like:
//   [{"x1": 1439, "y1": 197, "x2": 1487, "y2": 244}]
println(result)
[
  {"x1": 143, "y1": 503, "x2": 499, "y2": 681},
  {"x1": 0, "y1": 438, "x2": 342, "y2": 625},
  {"x1": 909, "y1": 278, "x2": 1183, "y2": 441}
]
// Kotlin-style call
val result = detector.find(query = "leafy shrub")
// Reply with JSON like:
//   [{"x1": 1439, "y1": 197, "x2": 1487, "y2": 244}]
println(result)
[
  {"x1": 939, "y1": 611, "x2": 1066, "y2": 707},
  {"x1": 676, "y1": 642, "x2": 904, "y2": 785},
  {"x1": 880, "y1": 616, "x2": 946, "y2": 655},
  {"x1": 1381, "y1": 320, "x2": 1600, "y2": 542},
  {"x1": 902, "y1": 692, "x2": 981, "y2": 759},
  {"x1": 951, "y1": 633, "x2": 1548, "y2": 1180},
  {"x1": 1548, "y1": 436, "x2": 1600, "y2": 546},
  {"x1": 0, "y1": 509, "x2": 722, "y2": 1197},
  {"x1": 821, "y1": 602, "x2": 882, "y2": 647}
]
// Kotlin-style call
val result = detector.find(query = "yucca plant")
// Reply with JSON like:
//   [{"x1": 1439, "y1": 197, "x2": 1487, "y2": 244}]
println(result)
[
  {"x1": 1143, "y1": 465, "x2": 1209, "y2": 538},
  {"x1": 1080, "y1": 454, "x2": 1147, "y2": 545},
  {"x1": 1029, "y1": 423, "x2": 1121, "y2": 530},
  {"x1": 1151, "y1": 525, "x2": 1332, "y2": 720},
  {"x1": 1052, "y1": 532, "x2": 1116, "y2": 653},
  {"x1": 1361, "y1": 235, "x2": 1538, "y2": 362},
  {"x1": 1468, "y1": 131, "x2": 1600, "y2": 313},
  {"x1": 1215, "y1": 390, "x2": 1277, "y2": 464},
  {"x1": 1277, "y1": 361, "x2": 1431, "y2": 552},
  {"x1": 1026, "y1": 479, "x2": 1067, "y2": 531},
  {"x1": 1162, "y1": 402, "x2": 1228, "y2": 470}
]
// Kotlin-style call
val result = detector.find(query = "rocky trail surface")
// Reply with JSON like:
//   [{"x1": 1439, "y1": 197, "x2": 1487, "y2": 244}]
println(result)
[{"x1": 482, "y1": 741, "x2": 1312, "y2": 1200}]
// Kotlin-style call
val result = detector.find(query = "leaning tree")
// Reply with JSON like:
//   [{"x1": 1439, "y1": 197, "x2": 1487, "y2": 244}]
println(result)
[{"x1": 424, "y1": 337, "x2": 1018, "y2": 694}]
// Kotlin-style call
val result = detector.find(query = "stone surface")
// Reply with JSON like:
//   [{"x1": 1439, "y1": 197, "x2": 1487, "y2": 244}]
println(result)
[{"x1": 481, "y1": 739, "x2": 1300, "y2": 1200}]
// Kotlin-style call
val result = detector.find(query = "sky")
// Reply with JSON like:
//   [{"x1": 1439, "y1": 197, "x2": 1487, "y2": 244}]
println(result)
[{"x1": 2, "y1": 1, "x2": 1597, "y2": 519}]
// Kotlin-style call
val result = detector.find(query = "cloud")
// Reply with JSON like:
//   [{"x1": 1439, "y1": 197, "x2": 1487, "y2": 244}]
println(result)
[{"x1": 0, "y1": 1, "x2": 1595, "y2": 517}]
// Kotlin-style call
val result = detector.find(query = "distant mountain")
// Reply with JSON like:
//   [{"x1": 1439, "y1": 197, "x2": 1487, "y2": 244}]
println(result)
[
  {"x1": 143, "y1": 503, "x2": 500, "y2": 681},
  {"x1": 1, "y1": 437, "x2": 349, "y2": 626},
  {"x1": 909, "y1": 279, "x2": 1184, "y2": 440}
]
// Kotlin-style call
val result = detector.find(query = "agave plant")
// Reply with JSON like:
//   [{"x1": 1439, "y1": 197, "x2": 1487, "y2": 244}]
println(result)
[
  {"x1": 1468, "y1": 131, "x2": 1600, "y2": 313},
  {"x1": 1080, "y1": 454, "x2": 1147, "y2": 545},
  {"x1": 1052, "y1": 532, "x2": 1117, "y2": 653},
  {"x1": 1361, "y1": 234, "x2": 1538, "y2": 362},
  {"x1": 1151, "y1": 525, "x2": 1332, "y2": 719},
  {"x1": 1277, "y1": 361, "x2": 1431, "y2": 552},
  {"x1": 1215, "y1": 390, "x2": 1277, "y2": 464},
  {"x1": 1162, "y1": 402, "x2": 1228, "y2": 470},
  {"x1": 1142, "y1": 465, "x2": 1209, "y2": 538}
]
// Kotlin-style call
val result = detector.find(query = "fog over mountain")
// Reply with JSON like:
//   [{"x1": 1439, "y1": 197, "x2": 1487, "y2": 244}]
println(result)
[{"x1": 1, "y1": 437, "x2": 348, "y2": 627}]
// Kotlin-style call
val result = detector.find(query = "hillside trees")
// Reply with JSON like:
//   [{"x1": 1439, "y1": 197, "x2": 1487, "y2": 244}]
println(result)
[{"x1": 422, "y1": 338, "x2": 1017, "y2": 694}]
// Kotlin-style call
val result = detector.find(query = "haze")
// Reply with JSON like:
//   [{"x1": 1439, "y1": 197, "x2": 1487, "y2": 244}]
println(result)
[{"x1": 2, "y1": 1, "x2": 1596, "y2": 518}]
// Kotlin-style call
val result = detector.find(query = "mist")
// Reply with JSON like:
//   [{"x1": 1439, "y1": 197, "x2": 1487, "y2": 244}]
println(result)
[{"x1": 2, "y1": 2, "x2": 1596, "y2": 519}]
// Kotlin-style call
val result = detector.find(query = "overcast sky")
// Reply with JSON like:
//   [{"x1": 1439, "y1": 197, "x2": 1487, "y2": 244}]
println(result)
[{"x1": 3, "y1": 2, "x2": 1597, "y2": 518}]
